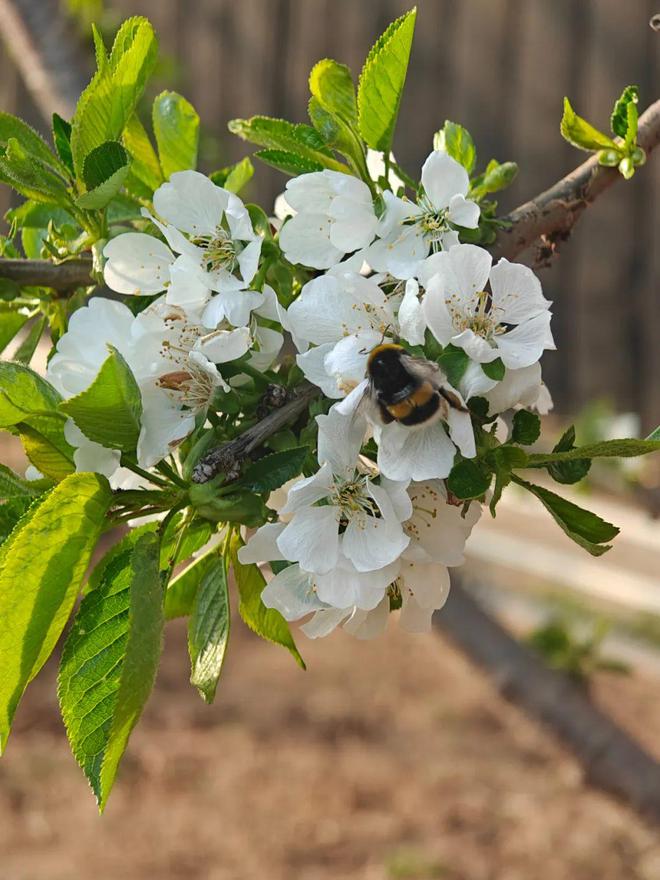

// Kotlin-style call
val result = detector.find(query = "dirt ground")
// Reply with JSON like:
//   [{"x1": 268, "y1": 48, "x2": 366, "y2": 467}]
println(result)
[{"x1": 1, "y1": 607, "x2": 660, "y2": 880}]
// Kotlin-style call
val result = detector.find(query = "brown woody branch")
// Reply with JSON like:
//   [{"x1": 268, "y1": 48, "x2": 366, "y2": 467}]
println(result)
[
  {"x1": 191, "y1": 382, "x2": 320, "y2": 483},
  {"x1": 0, "y1": 99, "x2": 658, "y2": 290},
  {"x1": 0, "y1": 257, "x2": 93, "y2": 289},
  {"x1": 436, "y1": 580, "x2": 660, "y2": 824},
  {"x1": 491, "y1": 98, "x2": 660, "y2": 261}
]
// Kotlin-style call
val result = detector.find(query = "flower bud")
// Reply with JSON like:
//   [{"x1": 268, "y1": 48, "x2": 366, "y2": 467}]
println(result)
[
  {"x1": 597, "y1": 149, "x2": 620, "y2": 167},
  {"x1": 618, "y1": 156, "x2": 635, "y2": 180},
  {"x1": 631, "y1": 146, "x2": 646, "y2": 166}
]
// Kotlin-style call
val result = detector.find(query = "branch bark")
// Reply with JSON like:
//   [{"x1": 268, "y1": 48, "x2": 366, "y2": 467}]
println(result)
[
  {"x1": 0, "y1": 257, "x2": 93, "y2": 289},
  {"x1": 436, "y1": 580, "x2": 660, "y2": 824},
  {"x1": 191, "y1": 382, "x2": 320, "y2": 483},
  {"x1": 0, "y1": 99, "x2": 658, "y2": 290},
  {"x1": 491, "y1": 98, "x2": 660, "y2": 261}
]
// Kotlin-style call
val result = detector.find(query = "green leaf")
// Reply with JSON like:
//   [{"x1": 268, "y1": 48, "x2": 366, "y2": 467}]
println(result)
[
  {"x1": 434, "y1": 121, "x2": 476, "y2": 173},
  {"x1": 70, "y1": 16, "x2": 158, "y2": 179},
  {"x1": 481, "y1": 358, "x2": 505, "y2": 381},
  {"x1": 188, "y1": 554, "x2": 230, "y2": 703},
  {"x1": 122, "y1": 113, "x2": 163, "y2": 193},
  {"x1": 0, "y1": 472, "x2": 112, "y2": 751},
  {"x1": 511, "y1": 409, "x2": 541, "y2": 446},
  {"x1": 211, "y1": 157, "x2": 254, "y2": 194},
  {"x1": 447, "y1": 458, "x2": 492, "y2": 500},
  {"x1": 546, "y1": 426, "x2": 591, "y2": 485},
  {"x1": 611, "y1": 85, "x2": 639, "y2": 140},
  {"x1": 18, "y1": 414, "x2": 75, "y2": 481},
  {"x1": 229, "y1": 116, "x2": 345, "y2": 172},
  {"x1": 13, "y1": 315, "x2": 46, "y2": 365},
  {"x1": 0, "y1": 138, "x2": 72, "y2": 207},
  {"x1": 60, "y1": 345, "x2": 142, "y2": 452},
  {"x1": 309, "y1": 59, "x2": 358, "y2": 126},
  {"x1": 253, "y1": 149, "x2": 325, "y2": 176},
  {"x1": 152, "y1": 91, "x2": 199, "y2": 178},
  {"x1": 58, "y1": 528, "x2": 163, "y2": 811},
  {"x1": 240, "y1": 447, "x2": 308, "y2": 494},
  {"x1": 513, "y1": 477, "x2": 618, "y2": 556},
  {"x1": 0, "y1": 496, "x2": 35, "y2": 545},
  {"x1": 357, "y1": 8, "x2": 417, "y2": 153},
  {"x1": 0, "y1": 111, "x2": 67, "y2": 174},
  {"x1": 560, "y1": 97, "x2": 617, "y2": 152},
  {"x1": 78, "y1": 140, "x2": 131, "y2": 209},
  {"x1": 229, "y1": 533, "x2": 305, "y2": 669},
  {"x1": 437, "y1": 344, "x2": 469, "y2": 388},
  {"x1": 164, "y1": 548, "x2": 217, "y2": 619},
  {"x1": 0, "y1": 361, "x2": 61, "y2": 427},
  {"x1": 527, "y1": 438, "x2": 660, "y2": 467},
  {"x1": 87, "y1": 523, "x2": 159, "y2": 594},
  {"x1": 159, "y1": 516, "x2": 213, "y2": 571},
  {"x1": 52, "y1": 114, "x2": 74, "y2": 177},
  {"x1": 471, "y1": 159, "x2": 518, "y2": 198},
  {"x1": 0, "y1": 462, "x2": 44, "y2": 501},
  {"x1": 0, "y1": 306, "x2": 29, "y2": 353}
]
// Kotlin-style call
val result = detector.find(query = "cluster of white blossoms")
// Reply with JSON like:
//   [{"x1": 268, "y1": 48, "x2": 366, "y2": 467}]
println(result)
[{"x1": 48, "y1": 145, "x2": 555, "y2": 639}]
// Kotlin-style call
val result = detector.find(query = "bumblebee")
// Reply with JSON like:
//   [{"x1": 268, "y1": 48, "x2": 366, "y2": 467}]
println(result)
[{"x1": 365, "y1": 343, "x2": 465, "y2": 427}]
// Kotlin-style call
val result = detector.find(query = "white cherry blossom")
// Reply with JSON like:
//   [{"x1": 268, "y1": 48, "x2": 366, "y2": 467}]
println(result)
[
  {"x1": 365, "y1": 151, "x2": 480, "y2": 279},
  {"x1": 130, "y1": 299, "x2": 251, "y2": 466},
  {"x1": 278, "y1": 170, "x2": 378, "y2": 269},
  {"x1": 423, "y1": 244, "x2": 555, "y2": 370},
  {"x1": 287, "y1": 271, "x2": 425, "y2": 399}
]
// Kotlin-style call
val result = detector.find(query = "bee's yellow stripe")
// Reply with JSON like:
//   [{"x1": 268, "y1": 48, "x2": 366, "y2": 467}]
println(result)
[
  {"x1": 367, "y1": 343, "x2": 404, "y2": 366},
  {"x1": 385, "y1": 381, "x2": 435, "y2": 419}
]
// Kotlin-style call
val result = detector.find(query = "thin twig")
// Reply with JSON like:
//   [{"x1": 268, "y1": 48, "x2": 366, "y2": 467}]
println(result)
[
  {"x1": 436, "y1": 579, "x2": 660, "y2": 825},
  {"x1": 191, "y1": 382, "x2": 320, "y2": 483}
]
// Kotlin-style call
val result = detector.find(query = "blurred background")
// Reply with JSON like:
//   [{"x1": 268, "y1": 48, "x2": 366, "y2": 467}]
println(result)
[{"x1": 1, "y1": 2, "x2": 660, "y2": 878}]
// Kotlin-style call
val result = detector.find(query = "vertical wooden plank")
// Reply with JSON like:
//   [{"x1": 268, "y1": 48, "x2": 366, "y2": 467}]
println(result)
[{"x1": 570, "y1": 0, "x2": 650, "y2": 413}]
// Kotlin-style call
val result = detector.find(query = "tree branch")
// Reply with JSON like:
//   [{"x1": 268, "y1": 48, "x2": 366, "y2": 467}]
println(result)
[
  {"x1": 1, "y1": 99, "x2": 658, "y2": 290},
  {"x1": 0, "y1": 257, "x2": 93, "y2": 289},
  {"x1": 491, "y1": 98, "x2": 660, "y2": 262},
  {"x1": 436, "y1": 579, "x2": 660, "y2": 824},
  {"x1": 191, "y1": 382, "x2": 320, "y2": 483}
]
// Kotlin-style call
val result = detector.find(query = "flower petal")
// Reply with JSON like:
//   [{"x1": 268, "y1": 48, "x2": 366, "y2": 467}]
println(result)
[
  {"x1": 103, "y1": 233, "x2": 173, "y2": 295},
  {"x1": 447, "y1": 193, "x2": 480, "y2": 228},
  {"x1": 398, "y1": 279, "x2": 426, "y2": 345},
  {"x1": 153, "y1": 170, "x2": 229, "y2": 236},
  {"x1": 301, "y1": 607, "x2": 350, "y2": 638},
  {"x1": 261, "y1": 564, "x2": 325, "y2": 620},
  {"x1": 489, "y1": 259, "x2": 550, "y2": 324},
  {"x1": 277, "y1": 506, "x2": 340, "y2": 574},
  {"x1": 297, "y1": 343, "x2": 343, "y2": 398},
  {"x1": 317, "y1": 406, "x2": 367, "y2": 477},
  {"x1": 280, "y1": 462, "x2": 335, "y2": 515},
  {"x1": 238, "y1": 522, "x2": 287, "y2": 564},
  {"x1": 496, "y1": 310, "x2": 556, "y2": 369},
  {"x1": 194, "y1": 325, "x2": 251, "y2": 363},
  {"x1": 451, "y1": 328, "x2": 499, "y2": 363},
  {"x1": 421, "y1": 151, "x2": 469, "y2": 209},
  {"x1": 342, "y1": 596, "x2": 390, "y2": 639},
  {"x1": 342, "y1": 507, "x2": 409, "y2": 572},
  {"x1": 279, "y1": 212, "x2": 342, "y2": 269},
  {"x1": 377, "y1": 421, "x2": 456, "y2": 481}
]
